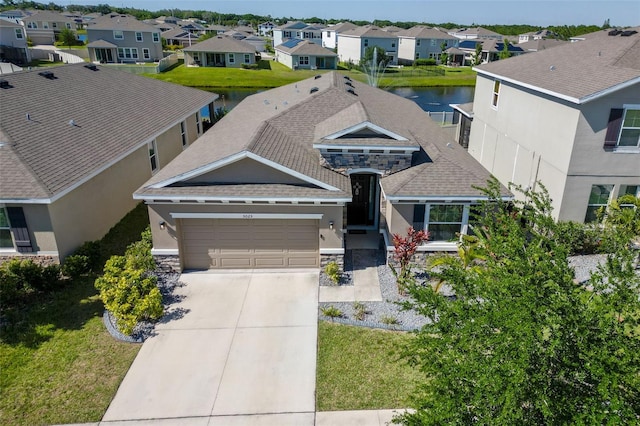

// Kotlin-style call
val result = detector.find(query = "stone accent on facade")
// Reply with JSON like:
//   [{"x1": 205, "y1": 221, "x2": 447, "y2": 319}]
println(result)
[
  {"x1": 320, "y1": 253, "x2": 344, "y2": 272},
  {"x1": 0, "y1": 254, "x2": 60, "y2": 266},
  {"x1": 320, "y1": 152, "x2": 413, "y2": 175},
  {"x1": 154, "y1": 255, "x2": 181, "y2": 273}
]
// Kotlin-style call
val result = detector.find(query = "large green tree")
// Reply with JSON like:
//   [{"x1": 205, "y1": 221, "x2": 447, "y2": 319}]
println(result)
[{"x1": 396, "y1": 179, "x2": 640, "y2": 425}]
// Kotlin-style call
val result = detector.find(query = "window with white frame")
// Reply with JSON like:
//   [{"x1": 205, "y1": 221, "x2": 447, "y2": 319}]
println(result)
[
  {"x1": 492, "y1": 80, "x2": 501, "y2": 108},
  {"x1": 620, "y1": 185, "x2": 640, "y2": 198},
  {"x1": 148, "y1": 139, "x2": 158, "y2": 172},
  {"x1": 364, "y1": 39, "x2": 368, "y2": 47},
  {"x1": 299, "y1": 56, "x2": 309, "y2": 65},
  {"x1": 52, "y1": 22, "x2": 57, "y2": 28},
  {"x1": 228, "y1": 53, "x2": 235, "y2": 64},
  {"x1": 15, "y1": 28, "x2": 23, "y2": 39},
  {"x1": 43, "y1": 22, "x2": 49, "y2": 29},
  {"x1": 413, "y1": 204, "x2": 473, "y2": 241},
  {"x1": 152, "y1": 32, "x2": 160, "y2": 43},
  {"x1": 136, "y1": 32, "x2": 143, "y2": 42},
  {"x1": 114, "y1": 30, "x2": 124, "y2": 39},
  {"x1": 415, "y1": 52, "x2": 420, "y2": 59},
  {"x1": 416, "y1": 39, "x2": 421, "y2": 46},
  {"x1": 431, "y1": 39, "x2": 437, "y2": 46},
  {"x1": 618, "y1": 107, "x2": 640, "y2": 148},
  {"x1": 143, "y1": 48, "x2": 150, "y2": 59},
  {"x1": 180, "y1": 121, "x2": 187, "y2": 147},
  {"x1": 27, "y1": 22, "x2": 37, "y2": 29},
  {"x1": 244, "y1": 53, "x2": 251, "y2": 63},
  {"x1": 196, "y1": 111, "x2": 202, "y2": 135},
  {"x1": 117, "y1": 47, "x2": 138, "y2": 60},
  {"x1": 585, "y1": 184, "x2": 613, "y2": 222},
  {"x1": 66, "y1": 23, "x2": 71, "y2": 29},
  {"x1": 0, "y1": 207, "x2": 13, "y2": 249}
]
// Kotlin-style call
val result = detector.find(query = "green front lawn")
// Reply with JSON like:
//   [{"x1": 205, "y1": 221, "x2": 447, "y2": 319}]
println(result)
[
  {"x1": 147, "y1": 60, "x2": 476, "y2": 89},
  {"x1": 0, "y1": 204, "x2": 149, "y2": 425},
  {"x1": 316, "y1": 321, "x2": 422, "y2": 411}
]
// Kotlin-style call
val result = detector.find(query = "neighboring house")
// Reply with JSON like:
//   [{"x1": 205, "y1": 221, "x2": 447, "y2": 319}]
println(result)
[
  {"x1": 0, "y1": 63, "x2": 217, "y2": 263},
  {"x1": 518, "y1": 29, "x2": 558, "y2": 43},
  {"x1": 22, "y1": 10, "x2": 76, "y2": 45},
  {"x1": 322, "y1": 21, "x2": 357, "y2": 49},
  {"x1": 517, "y1": 38, "x2": 567, "y2": 52},
  {"x1": 233, "y1": 25, "x2": 255, "y2": 34},
  {"x1": 337, "y1": 25, "x2": 399, "y2": 64},
  {"x1": 134, "y1": 72, "x2": 508, "y2": 272},
  {"x1": 162, "y1": 28, "x2": 196, "y2": 47},
  {"x1": 273, "y1": 21, "x2": 324, "y2": 47},
  {"x1": 239, "y1": 34, "x2": 266, "y2": 52},
  {"x1": 87, "y1": 14, "x2": 163, "y2": 63},
  {"x1": 258, "y1": 21, "x2": 275, "y2": 36},
  {"x1": 449, "y1": 27, "x2": 504, "y2": 40},
  {"x1": 0, "y1": 19, "x2": 31, "y2": 64},
  {"x1": 467, "y1": 27, "x2": 640, "y2": 223},
  {"x1": 458, "y1": 39, "x2": 524, "y2": 64},
  {"x1": 183, "y1": 35, "x2": 256, "y2": 67},
  {"x1": 274, "y1": 39, "x2": 337, "y2": 70},
  {"x1": 204, "y1": 24, "x2": 229, "y2": 36},
  {"x1": 0, "y1": 9, "x2": 30, "y2": 24},
  {"x1": 397, "y1": 25, "x2": 459, "y2": 65}
]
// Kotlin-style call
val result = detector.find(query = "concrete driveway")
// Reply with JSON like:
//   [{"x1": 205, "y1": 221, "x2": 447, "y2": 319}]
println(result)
[{"x1": 102, "y1": 270, "x2": 319, "y2": 424}]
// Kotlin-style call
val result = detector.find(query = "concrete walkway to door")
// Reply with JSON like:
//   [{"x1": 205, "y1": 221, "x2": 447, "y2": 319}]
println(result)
[{"x1": 102, "y1": 270, "x2": 319, "y2": 424}]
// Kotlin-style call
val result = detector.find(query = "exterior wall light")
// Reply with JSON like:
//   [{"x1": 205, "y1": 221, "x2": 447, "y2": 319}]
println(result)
[
  {"x1": 159, "y1": 221, "x2": 166, "y2": 230},
  {"x1": 329, "y1": 221, "x2": 334, "y2": 230}
]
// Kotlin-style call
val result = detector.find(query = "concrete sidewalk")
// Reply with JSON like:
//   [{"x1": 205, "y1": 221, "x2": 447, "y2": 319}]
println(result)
[{"x1": 69, "y1": 408, "x2": 408, "y2": 425}]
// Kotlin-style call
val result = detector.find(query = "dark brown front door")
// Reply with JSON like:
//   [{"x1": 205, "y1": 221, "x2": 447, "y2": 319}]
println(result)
[{"x1": 347, "y1": 174, "x2": 378, "y2": 229}]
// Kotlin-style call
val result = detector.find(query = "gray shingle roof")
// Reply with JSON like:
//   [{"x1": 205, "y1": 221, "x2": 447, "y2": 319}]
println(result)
[
  {"x1": 23, "y1": 10, "x2": 75, "y2": 24},
  {"x1": 275, "y1": 39, "x2": 337, "y2": 56},
  {"x1": 398, "y1": 25, "x2": 458, "y2": 40},
  {"x1": 475, "y1": 27, "x2": 640, "y2": 103},
  {"x1": 89, "y1": 14, "x2": 158, "y2": 32},
  {"x1": 136, "y1": 72, "x2": 504, "y2": 201},
  {"x1": 340, "y1": 25, "x2": 399, "y2": 39},
  {"x1": 183, "y1": 35, "x2": 256, "y2": 53},
  {"x1": 0, "y1": 64, "x2": 217, "y2": 201}
]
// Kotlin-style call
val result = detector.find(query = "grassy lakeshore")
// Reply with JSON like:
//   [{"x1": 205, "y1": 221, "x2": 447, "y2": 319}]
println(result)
[{"x1": 146, "y1": 60, "x2": 476, "y2": 89}]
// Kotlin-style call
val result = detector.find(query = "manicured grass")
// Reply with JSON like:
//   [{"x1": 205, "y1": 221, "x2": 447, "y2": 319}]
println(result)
[
  {"x1": 316, "y1": 321, "x2": 422, "y2": 411},
  {"x1": 147, "y1": 61, "x2": 476, "y2": 89},
  {"x1": 0, "y1": 203, "x2": 150, "y2": 425}
]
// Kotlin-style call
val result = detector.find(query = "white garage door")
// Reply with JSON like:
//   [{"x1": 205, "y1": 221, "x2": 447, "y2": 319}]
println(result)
[{"x1": 181, "y1": 219, "x2": 319, "y2": 269}]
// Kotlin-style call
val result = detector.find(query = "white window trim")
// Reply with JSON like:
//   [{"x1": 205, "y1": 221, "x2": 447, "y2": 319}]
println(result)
[
  {"x1": 143, "y1": 48, "x2": 150, "y2": 59},
  {"x1": 616, "y1": 104, "x2": 640, "y2": 149},
  {"x1": 228, "y1": 53, "x2": 235, "y2": 64},
  {"x1": 416, "y1": 203, "x2": 473, "y2": 242},
  {"x1": 117, "y1": 47, "x2": 139, "y2": 60},
  {"x1": 135, "y1": 31, "x2": 143, "y2": 42},
  {"x1": 492, "y1": 79, "x2": 501, "y2": 109},
  {"x1": 196, "y1": 111, "x2": 202, "y2": 135},
  {"x1": 114, "y1": 30, "x2": 124, "y2": 40},
  {"x1": 180, "y1": 120, "x2": 188, "y2": 148},
  {"x1": 152, "y1": 32, "x2": 160, "y2": 43},
  {"x1": 244, "y1": 53, "x2": 251, "y2": 64},
  {"x1": 0, "y1": 206, "x2": 14, "y2": 251},
  {"x1": 15, "y1": 28, "x2": 23, "y2": 39},
  {"x1": 148, "y1": 139, "x2": 158, "y2": 172}
]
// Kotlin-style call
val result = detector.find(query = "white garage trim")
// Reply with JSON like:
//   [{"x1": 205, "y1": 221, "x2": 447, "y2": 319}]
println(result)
[
  {"x1": 319, "y1": 248, "x2": 345, "y2": 255},
  {"x1": 151, "y1": 248, "x2": 179, "y2": 256},
  {"x1": 171, "y1": 213, "x2": 324, "y2": 219}
]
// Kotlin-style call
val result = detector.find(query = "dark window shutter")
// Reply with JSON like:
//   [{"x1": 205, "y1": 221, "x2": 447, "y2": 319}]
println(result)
[
  {"x1": 413, "y1": 204, "x2": 426, "y2": 230},
  {"x1": 6, "y1": 207, "x2": 33, "y2": 253},
  {"x1": 604, "y1": 108, "x2": 624, "y2": 148}
]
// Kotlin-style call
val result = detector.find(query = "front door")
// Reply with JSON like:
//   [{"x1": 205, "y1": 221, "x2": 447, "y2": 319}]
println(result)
[{"x1": 347, "y1": 173, "x2": 379, "y2": 230}]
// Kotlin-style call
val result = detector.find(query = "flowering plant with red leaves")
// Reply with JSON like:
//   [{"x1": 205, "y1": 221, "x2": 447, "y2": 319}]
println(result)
[{"x1": 391, "y1": 227, "x2": 429, "y2": 294}]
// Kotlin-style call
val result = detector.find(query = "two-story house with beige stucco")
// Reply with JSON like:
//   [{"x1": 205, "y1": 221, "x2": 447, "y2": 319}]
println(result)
[
  {"x1": 467, "y1": 27, "x2": 640, "y2": 223},
  {"x1": 337, "y1": 25, "x2": 399, "y2": 65}
]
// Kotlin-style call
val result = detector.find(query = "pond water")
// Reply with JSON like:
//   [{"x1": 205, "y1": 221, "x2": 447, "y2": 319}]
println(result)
[{"x1": 201, "y1": 86, "x2": 475, "y2": 117}]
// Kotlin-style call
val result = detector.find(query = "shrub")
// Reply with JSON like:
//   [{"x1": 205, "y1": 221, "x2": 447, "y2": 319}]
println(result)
[
  {"x1": 241, "y1": 63, "x2": 259, "y2": 69},
  {"x1": 74, "y1": 240, "x2": 102, "y2": 272},
  {"x1": 94, "y1": 226, "x2": 163, "y2": 335},
  {"x1": 324, "y1": 261, "x2": 341, "y2": 285},
  {"x1": 0, "y1": 259, "x2": 62, "y2": 304},
  {"x1": 414, "y1": 58, "x2": 437, "y2": 66},
  {"x1": 320, "y1": 305, "x2": 343, "y2": 320},
  {"x1": 391, "y1": 227, "x2": 429, "y2": 294},
  {"x1": 380, "y1": 315, "x2": 399, "y2": 326},
  {"x1": 61, "y1": 254, "x2": 91, "y2": 279},
  {"x1": 555, "y1": 221, "x2": 603, "y2": 255},
  {"x1": 353, "y1": 301, "x2": 367, "y2": 321}
]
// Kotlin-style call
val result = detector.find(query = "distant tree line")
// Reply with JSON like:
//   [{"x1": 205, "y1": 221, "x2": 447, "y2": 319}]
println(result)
[{"x1": 0, "y1": 1, "x2": 611, "y2": 39}]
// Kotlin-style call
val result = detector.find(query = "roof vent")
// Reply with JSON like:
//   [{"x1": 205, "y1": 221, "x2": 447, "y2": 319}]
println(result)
[
  {"x1": 314, "y1": 74, "x2": 321, "y2": 79},
  {"x1": 343, "y1": 75, "x2": 352, "y2": 81},
  {"x1": 346, "y1": 88, "x2": 357, "y2": 96},
  {"x1": 620, "y1": 30, "x2": 638, "y2": 37},
  {"x1": 608, "y1": 29, "x2": 622, "y2": 36},
  {"x1": 0, "y1": 80, "x2": 11, "y2": 89},
  {"x1": 84, "y1": 64, "x2": 99, "y2": 71},
  {"x1": 345, "y1": 81, "x2": 354, "y2": 87},
  {"x1": 310, "y1": 86, "x2": 319, "y2": 94},
  {"x1": 38, "y1": 71, "x2": 56, "y2": 80},
  {"x1": 549, "y1": 65, "x2": 556, "y2": 71}
]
